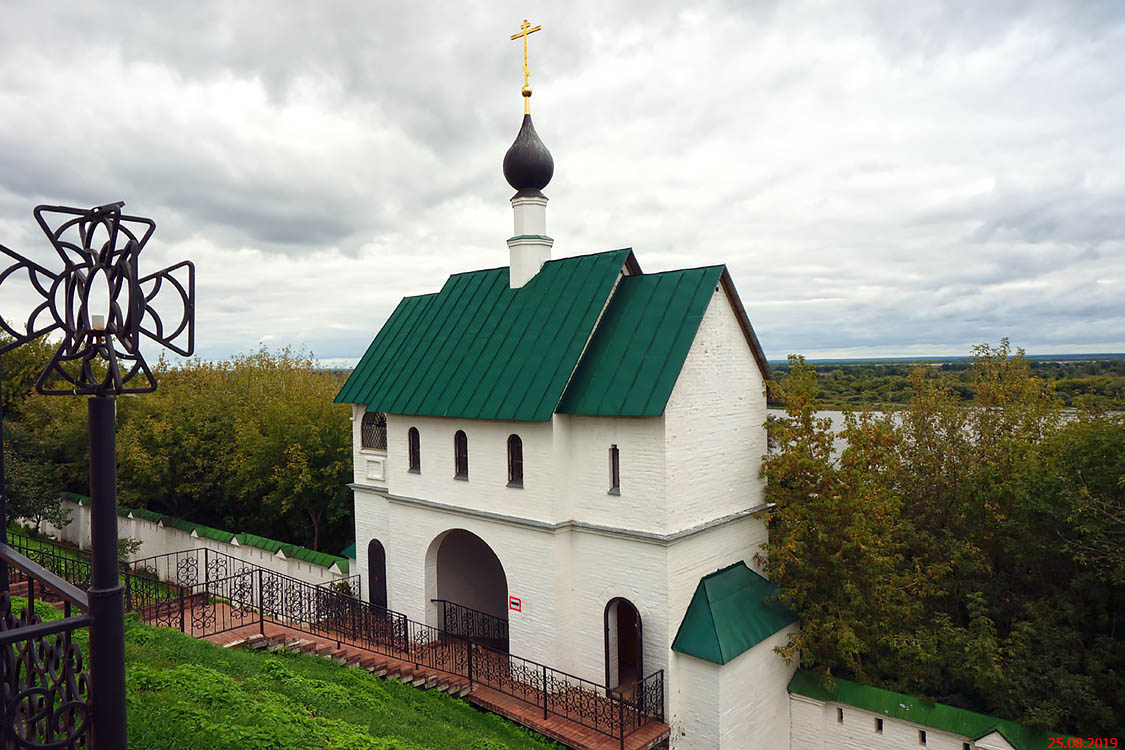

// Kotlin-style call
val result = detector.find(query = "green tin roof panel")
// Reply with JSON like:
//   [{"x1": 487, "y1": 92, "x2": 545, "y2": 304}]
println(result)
[
  {"x1": 559, "y1": 266, "x2": 724, "y2": 416},
  {"x1": 788, "y1": 670, "x2": 1059, "y2": 750},
  {"x1": 340, "y1": 543, "x2": 356, "y2": 558},
  {"x1": 335, "y1": 249, "x2": 635, "y2": 421},
  {"x1": 671, "y1": 561, "x2": 796, "y2": 665}
]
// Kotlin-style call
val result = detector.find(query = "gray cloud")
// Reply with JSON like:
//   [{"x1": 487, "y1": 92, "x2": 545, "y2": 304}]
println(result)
[{"x1": 1, "y1": 1, "x2": 1123, "y2": 363}]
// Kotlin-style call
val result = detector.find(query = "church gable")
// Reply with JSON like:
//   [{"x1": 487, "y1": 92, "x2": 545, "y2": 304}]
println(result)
[
  {"x1": 558, "y1": 264, "x2": 724, "y2": 416},
  {"x1": 335, "y1": 248, "x2": 634, "y2": 421}
]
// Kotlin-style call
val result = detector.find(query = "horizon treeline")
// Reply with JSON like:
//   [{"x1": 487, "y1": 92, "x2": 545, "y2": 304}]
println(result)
[{"x1": 769, "y1": 356, "x2": 1125, "y2": 408}]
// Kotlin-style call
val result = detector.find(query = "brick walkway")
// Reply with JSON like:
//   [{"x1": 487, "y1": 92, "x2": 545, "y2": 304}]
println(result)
[{"x1": 201, "y1": 616, "x2": 669, "y2": 750}]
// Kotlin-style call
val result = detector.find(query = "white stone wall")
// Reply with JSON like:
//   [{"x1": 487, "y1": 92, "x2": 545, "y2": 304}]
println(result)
[
  {"x1": 379, "y1": 500, "x2": 565, "y2": 667},
  {"x1": 40, "y1": 500, "x2": 348, "y2": 587},
  {"x1": 564, "y1": 530, "x2": 670, "y2": 685},
  {"x1": 670, "y1": 655, "x2": 722, "y2": 749},
  {"x1": 717, "y1": 626, "x2": 797, "y2": 750},
  {"x1": 664, "y1": 288, "x2": 768, "y2": 534},
  {"x1": 557, "y1": 414, "x2": 667, "y2": 534},
  {"x1": 380, "y1": 415, "x2": 557, "y2": 524},
  {"x1": 667, "y1": 626, "x2": 797, "y2": 750},
  {"x1": 789, "y1": 693, "x2": 979, "y2": 750}
]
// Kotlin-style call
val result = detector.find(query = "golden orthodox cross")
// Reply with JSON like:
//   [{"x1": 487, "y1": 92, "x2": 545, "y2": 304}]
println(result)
[{"x1": 510, "y1": 19, "x2": 542, "y2": 113}]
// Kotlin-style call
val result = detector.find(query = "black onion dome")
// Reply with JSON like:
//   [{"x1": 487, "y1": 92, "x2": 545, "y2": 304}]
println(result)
[{"x1": 503, "y1": 114, "x2": 554, "y2": 191}]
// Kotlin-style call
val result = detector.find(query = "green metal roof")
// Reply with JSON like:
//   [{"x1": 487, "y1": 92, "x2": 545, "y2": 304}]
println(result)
[
  {"x1": 233, "y1": 532, "x2": 348, "y2": 569},
  {"x1": 671, "y1": 561, "x2": 797, "y2": 665},
  {"x1": 340, "y1": 543, "x2": 356, "y2": 558},
  {"x1": 558, "y1": 265, "x2": 724, "y2": 416},
  {"x1": 788, "y1": 670, "x2": 1059, "y2": 750},
  {"x1": 335, "y1": 249, "x2": 636, "y2": 421}
]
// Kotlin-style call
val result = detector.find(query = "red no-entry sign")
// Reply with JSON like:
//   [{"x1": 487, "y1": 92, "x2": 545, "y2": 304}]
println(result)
[{"x1": 509, "y1": 596, "x2": 522, "y2": 612}]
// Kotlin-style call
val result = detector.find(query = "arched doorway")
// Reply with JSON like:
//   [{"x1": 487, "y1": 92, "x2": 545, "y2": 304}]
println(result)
[
  {"x1": 604, "y1": 598, "x2": 642, "y2": 692},
  {"x1": 427, "y1": 529, "x2": 509, "y2": 651},
  {"x1": 367, "y1": 539, "x2": 387, "y2": 608}
]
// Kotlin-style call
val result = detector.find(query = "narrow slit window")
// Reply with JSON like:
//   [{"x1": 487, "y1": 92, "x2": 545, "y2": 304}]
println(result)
[
  {"x1": 507, "y1": 434, "x2": 523, "y2": 486},
  {"x1": 963, "y1": 744, "x2": 971, "y2": 750},
  {"x1": 836, "y1": 708, "x2": 843, "y2": 724},
  {"x1": 408, "y1": 427, "x2": 420, "y2": 472},
  {"x1": 919, "y1": 730, "x2": 927, "y2": 745},
  {"x1": 609, "y1": 444, "x2": 620, "y2": 493},
  {"x1": 454, "y1": 430, "x2": 468, "y2": 479},
  {"x1": 875, "y1": 718, "x2": 883, "y2": 734}
]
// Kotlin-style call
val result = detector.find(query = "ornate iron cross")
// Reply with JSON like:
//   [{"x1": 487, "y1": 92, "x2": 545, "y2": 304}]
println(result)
[{"x1": 0, "y1": 202, "x2": 194, "y2": 394}]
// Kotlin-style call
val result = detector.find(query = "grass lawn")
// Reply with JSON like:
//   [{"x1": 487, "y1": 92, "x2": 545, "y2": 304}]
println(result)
[
  {"x1": 6, "y1": 524, "x2": 84, "y2": 560},
  {"x1": 10, "y1": 597, "x2": 559, "y2": 750}
]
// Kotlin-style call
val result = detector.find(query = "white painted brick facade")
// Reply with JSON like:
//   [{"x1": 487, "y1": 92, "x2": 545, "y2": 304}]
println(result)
[
  {"x1": 664, "y1": 286, "x2": 767, "y2": 533},
  {"x1": 349, "y1": 288, "x2": 782, "y2": 748},
  {"x1": 789, "y1": 694, "x2": 987, "y2": 750}
]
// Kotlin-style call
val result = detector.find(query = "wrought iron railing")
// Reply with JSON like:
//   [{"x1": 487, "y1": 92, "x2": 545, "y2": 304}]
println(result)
[
  {"x1": 0, "y1": 543, "x2": 94, "y2": 749},
  {"x1": 432, "y1": 598, "x2": 509, "y2": 651},
  {"x1": 17, "y1": 538, "x2": 666, "y2": 747}
]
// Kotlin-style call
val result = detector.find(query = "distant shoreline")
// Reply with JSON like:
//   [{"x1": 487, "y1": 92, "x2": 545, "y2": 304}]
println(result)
[{"x1": 766, "y1": 352, "x2": 1125, "y2": 366}]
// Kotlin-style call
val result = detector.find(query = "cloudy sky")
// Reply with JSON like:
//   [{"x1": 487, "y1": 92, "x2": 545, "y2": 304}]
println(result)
[{"x1": 0, "y1": 1, "x2": 1122, "y2": 364}]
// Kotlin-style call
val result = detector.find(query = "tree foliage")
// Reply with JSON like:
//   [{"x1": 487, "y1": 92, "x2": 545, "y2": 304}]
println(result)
[
  {"x1": 762, "y1": 341, "x2": 1124, "y2": 737},
  {"x1": 6, "y1": 346, "x2": 352, "y2": 552}
]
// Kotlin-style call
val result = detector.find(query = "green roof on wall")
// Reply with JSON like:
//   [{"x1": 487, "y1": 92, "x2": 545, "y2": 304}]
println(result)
[
  {"x1": 64, "y1": 494, "x2": 349, "y2": 572},
  {"x1": 334, "y1": 249, "x2": 635, "y2": 420},
  {"x1": 671, "y1": 561, "x2": 796, "y2": 665},
  {"x1": 558, "y1": 265, "x2": 724, "y2": 416},
  {"x1": 788, "y1": 670, "x2": 1058, "y2": 750}
]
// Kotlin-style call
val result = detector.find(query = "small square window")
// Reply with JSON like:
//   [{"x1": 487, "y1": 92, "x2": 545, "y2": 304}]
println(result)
[
  {"x1": 836, "y1": 707, "x2": 843, "y2": 724},
  {"x1": 875, "y1": 718, "x2": 883, "y2": 734},
  {"x1": 919, "y1": 730, "x2": 927, "y2": 745},
  {"x1": 963, "y1": 744, "x2": 971, "y2": 750}
]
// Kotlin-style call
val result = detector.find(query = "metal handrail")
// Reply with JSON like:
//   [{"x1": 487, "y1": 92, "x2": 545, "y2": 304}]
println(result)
[
  {"x1": 19, "y1": 539, "x2": 666, "y2": 743},
  {"x1": 0, "y1": 543, "x2": 89, "y2": 610}
]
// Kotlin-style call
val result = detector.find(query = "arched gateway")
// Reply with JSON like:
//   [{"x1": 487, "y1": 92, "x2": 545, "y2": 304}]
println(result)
[{"x1": 426, "y1": 529, "x2": 509, "y2": 651}]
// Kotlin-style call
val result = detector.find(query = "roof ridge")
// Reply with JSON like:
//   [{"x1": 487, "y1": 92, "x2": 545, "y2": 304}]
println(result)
[{"x1": 440, "y1": 247, "x2": 634, "y2": 280}]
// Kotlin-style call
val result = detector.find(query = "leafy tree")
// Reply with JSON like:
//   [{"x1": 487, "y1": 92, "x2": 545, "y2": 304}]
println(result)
[
  {"x1": 114, "y1": 347, "x2": 352, "y2": 551},
  {"x1": 762, "y1": 342, "x2": 1124, "y2": 737}
]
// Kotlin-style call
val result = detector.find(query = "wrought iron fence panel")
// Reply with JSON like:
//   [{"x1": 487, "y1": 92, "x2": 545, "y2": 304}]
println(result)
[
  {"x1": 175, "y1": 554, "x2": 198, "y2": 588},
  {"x1": 7, "y1": 533, "x2": 668, "y2": 744},
  {"x1": 0, "y1": 591, "x2": 91, "y2": 749},
  {"x1": 432, "y1": 599, "x2": 509, "y2": 650},
  {"x1": 6, "y1": 536, "x2": 93, "y2": 593}
]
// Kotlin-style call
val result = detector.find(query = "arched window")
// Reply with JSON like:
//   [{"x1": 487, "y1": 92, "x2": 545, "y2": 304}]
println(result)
[
  {"x1": 507, "y1": 434, "x2": 523, "y2": 487},
  {"x1": 453, "y1": 430, "x2": 468, "y2": 479},
  {"x1": 361, "y1": 412, "x2": 387, "y2": 451},
  {"x1": 408, "y1": 427, "x2": 421, "y2": 472}
]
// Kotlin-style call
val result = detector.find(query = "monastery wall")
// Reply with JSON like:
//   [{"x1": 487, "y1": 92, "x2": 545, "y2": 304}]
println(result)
[
  {"x1": 789, "y1": 694, "x2": 980, "y2": 750},
  {"x1": 42, "y1": 500, "x2": 348, "y2": 587},
  {"x1": 664, "y1": 286, "x2": 768, "y2": 534}
]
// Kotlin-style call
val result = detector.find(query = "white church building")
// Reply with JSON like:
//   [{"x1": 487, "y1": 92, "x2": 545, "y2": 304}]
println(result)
[{"x1": 335, "y1": 50, "x2": 1051, "y2": 750}]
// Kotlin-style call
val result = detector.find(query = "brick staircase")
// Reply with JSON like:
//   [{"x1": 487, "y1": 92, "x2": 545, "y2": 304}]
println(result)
[
  {"x1": 225, "y1": 630, "x2": 473, "y2": 698},
  {"x1": 212, "y1": 622, "x2": 669, "y2": 750}
]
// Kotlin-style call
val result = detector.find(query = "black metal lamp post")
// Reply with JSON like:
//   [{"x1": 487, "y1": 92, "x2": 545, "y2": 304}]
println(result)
[{"x1": 0, "y1": 202, "x2": 194, "y2": 749}]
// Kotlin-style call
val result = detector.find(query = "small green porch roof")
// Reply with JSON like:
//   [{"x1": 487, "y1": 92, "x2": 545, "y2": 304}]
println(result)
[
  {"x1": 671, "y1": 561, "x2": 796, "y2": 665},
  {"x1": 788, "y1": 670, "x2": 1059, "y2": 750}
]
